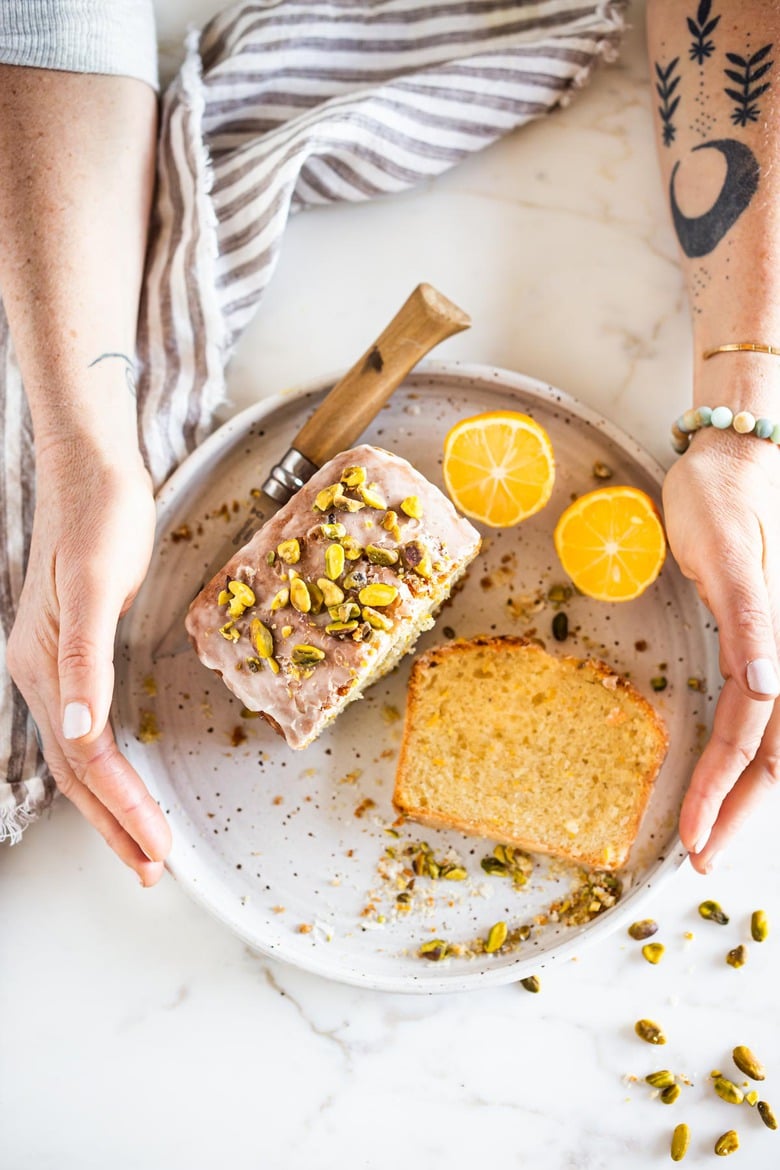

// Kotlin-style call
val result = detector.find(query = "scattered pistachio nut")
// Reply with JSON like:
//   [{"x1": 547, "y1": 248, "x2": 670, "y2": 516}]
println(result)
[
  {"x1": 362, "y1": 606, "x2": 393, "y2": 632},
  {"x1": 320, "y1": 521, "x2": 346, "y2": 539},
  {"x1": 751, "y1": 909, "x2": 769, "y2": 943},
  {"x1": 342, "y1": 568, "x2": 367, "y2": 591},
  {"x1": 670, "y1": 1122, "x2": 690, "y2": 1162},
  {"x1": 661, "y1": 1084, "x2": 681, "y2": 1105},
  {"x1": 400, "y1": 495, "x2": 423, "y2": 519},
  {"x1": 757, "y1": 1101, "x2": 778, "y2": 1131},
  {"x1": 325, "y1": 543, "x2": 346, "y2": 580},
  {"x1": 317, "y1": 578, "x2": 345, "y2": 607},
  {"x1": 313, "y1": 484, "x2": 339, "y2": 512},
  {"x1": 228, "y1": 580, "x2": 256, "y2": 607},
  {"x1": 290, "y1": 577, "x2": 312, "y2": 614},
  {"x1": 277, "y1": 538, "x2": 301, "y2": 564},
  {"x1": 745, "y1": 1090, "x2": 759, "y2": 1107},
  {"x1": 291, "y1": 644, "x2": 326, "y2": 666},
  {"x1": 382, "y1": 510, "x2": 402, "y2": 539},
  {"x1": 330, "y1": 600, "x2": 361, "y2": 623},
  {"x1": 714, "y1": 1078, "x2": 744, "y2": 1105},
  {"x1": 250, "y1": 617, "x2": 274, "y2": 659},
  {"x1": 714, "y1": 1130, "x2": 739, "y2": 1157},
  {"x1": 629, "y1": 919, "x2": 659, "y2": 941},
  {"x1": 358, "y1": 482, "x2": 387, "y2": 510},
  {"x1": 366, "y1": 544, "x2": 399, "y2": 567},
  {"x1": 484, "y1": 921, "x2": 508, "y2": 953},
  {"x1": 646, "y1": 1071, "x2": 676, "y2": 1090},
  {"x1": 326, "y1": 620, "x2": 359, "y2": 636},
  {"x1": 307, "y1": 580, "x2": 324, "y2": 614},
  {"x1": 726, "y1": 944, "x2": 747, "y2": 969},
  {"x1": 219, "y1": 621, "x2": 240, "y2": 642},
  {"x1": 552, "y1": 612, "x2": 569, "y2": 642},
  {"x1": 732, "y1": 1045, "x2": 766, "y2": 1081},
  {"x1": 358, "y1": 583, "x2": 399, "y2": 607},
  {"x1": 635, "y1": 1019, "x2": 667, "y2": 1045},
  {"x1": 440, "y1": 865, "x2": 467, "y2": 881},
  {"x1": 642, "y1": 942, "x2": 665, "y2": 965},
  {"x1": 520, "y1": 975, "x2": 540, "y2": 993},
  {"x1": 341, "y1": 465, "x2": 366, "y2": 488},
  {"x1": 341, "y1": 535, "x2": 363, "y2": 561},
  {"x1": 418, "y1": 939, "x2": 448, "y2": 961},
  {"x1": 270, "y1": 586, "x2": 290, "y2": 611},
  {"x1": 217, "y1": 589, "x2": 230, "y2": 606},
  {"x1": 281, "y1": 625, "x2": 293, "y2": 638},
  {"x1": 699, "y1": 899, "x2": 729, "y2": 925}
]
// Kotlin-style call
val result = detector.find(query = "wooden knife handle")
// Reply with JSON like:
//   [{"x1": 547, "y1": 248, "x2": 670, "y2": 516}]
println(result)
[{"x1": 291, "y1": 283, "x2": 470, "y2": 468}]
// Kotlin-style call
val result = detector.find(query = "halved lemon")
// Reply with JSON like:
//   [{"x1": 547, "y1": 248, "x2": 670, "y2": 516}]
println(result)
[
  {"x1": 442, "y1": 410, "x2": 555, "y2": 527},
  {"x1": 553, "y1": 486, "x2": 666, "y2": 602}
]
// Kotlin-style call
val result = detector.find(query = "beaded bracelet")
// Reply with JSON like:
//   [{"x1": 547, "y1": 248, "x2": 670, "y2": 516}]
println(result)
[{"x1": 671, "y1": 406, "x2": 780, "y2": 454}]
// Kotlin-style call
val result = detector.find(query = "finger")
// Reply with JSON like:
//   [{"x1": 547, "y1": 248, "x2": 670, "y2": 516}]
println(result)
[
  {"x1": 704, "y1": 537, "x2": 780, "y2": 700},
  {"x1": 678, "y1": 675, "x2": 772, "y2": 855},
  {"x1": 58, "y1": 571, "x2": 124, "y2": 745},
  {"x1": 34, "y1": 710, "x2": 166, "y2": 885},
  {"x1": 65, "y1": 724, "x2": 173, "y2": 864},
  {"x1": 690, "y1": 700, "x2": 780, "y2": 874}
]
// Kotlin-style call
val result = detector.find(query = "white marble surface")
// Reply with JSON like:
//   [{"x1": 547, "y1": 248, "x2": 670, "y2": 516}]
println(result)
[{"x1": 2, "y1": 3, "x2": 779, "y2": 1168}]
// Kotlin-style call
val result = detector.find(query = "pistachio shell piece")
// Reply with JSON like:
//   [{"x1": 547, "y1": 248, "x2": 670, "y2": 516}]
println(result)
[
  {"x1": 642, "y1": 943, "x2": 665, "y2": 965},
  {"x1": 699, "y1": 899, "x2": 729, "y2": 925},
  {"x1": 325, "y1": 543, "x2": 345, "y2": 580},
  {"x1": 732, "y1": 1045, "x2": 766, "y2": 1081},
  {"x1": 418, "y1": 939, "x2": 449, "y2": 961},
  {"x1": 661, "y1": 1084, "x2": 681, "y2": 1105},
  {"x1": 290, "y1": 577, "x2": 312, "y2": 614},
  {"x1": 291, "y1": 644, "x2": 326, "y2": 666},
  {"x1": 635, "y1": 1019, "x2": 667, "y2": 1045},
  {"x1": 358, "y1": 583, "x2": 399, "y2": 608},
  {"x1": 520, "y1": 975, "x2": 540, "y2": 993},
  {"x1": 671, "y1": 1122, "x2": 690, "y2": 1162},
  {"x1": 714, "y1": 1130, "x2": 739, "y2": 1157},
  {"x1": 726, "y1": 944, "x2": 747, "y2": 969},
  {"x1": 628, "y1": 919, "x2": 659, "y2": 941},
  {"x1": 277, "y1": 538, "x2": 301, "y2": 564},
  {"x1": 758, "y1": 1101, "x2": 778, "y2": 1130},
  {"x1": 484, "y1": 921, "x2": 508, "y2": 953},
  {"x1": 317, "y1": 578, "x2": 345, "y2": 607},
  {"x1": 400, "y1": 495, "x2": 423, "y2": 519},
  {"x1": 751, "y1": 909, "x2": 769, "y2": 942},
  {"x1": 714, "y1": 1078, "x2": 744, "y2": 1105},
  {"x1": 646, "y1": 1071, "x2": 676, "y2": 1089}
]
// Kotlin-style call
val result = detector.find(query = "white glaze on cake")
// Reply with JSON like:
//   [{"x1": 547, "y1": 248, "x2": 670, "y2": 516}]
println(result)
[{"x1": 185, "y1": 445, "x2": 481, "y2": 748}]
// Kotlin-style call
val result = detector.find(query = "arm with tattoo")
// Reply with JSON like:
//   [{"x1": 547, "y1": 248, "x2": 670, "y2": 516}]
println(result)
[{"x1": 647, "y1": 1, "x2": 780, "y2": 872}]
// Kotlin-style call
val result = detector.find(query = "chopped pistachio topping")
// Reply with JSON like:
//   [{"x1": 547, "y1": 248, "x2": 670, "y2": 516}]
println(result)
[
  {"x1": 250, "y1": 617, "x2": 274, "y2": 659},
  {"x1": 290, "y1": 577, "x2": 312, "y2": 614},
  {"x1": 357, "y1": 482, "x2": 387, "y2": 510},
  {"x1": 270, "y1": 586, "x2": 290, "y2": 612},
  {"x1": 366, "y1": 544, "x2": 399, "y2": 567},
  {"x1": 313, "y1": 484, "x2": 339, "y2": 512},
  {"x1": 277, "y1": 538, "x2": 301, "y2": 565},
  {"x1": 340, "y1": 535, "x2": 363, "y2": 560},
  {"x1": 219, "y1": 622, "x2": 241, "y2": 642},
  {"x1": 362, "y1": 606, "x2": 393, "y2": 632},
  {"x1": 317, "y1": 578, "x2": 345, "y2": 607},
  {"x1": 228, "y1": 580, "x2": 256, "y2": 607},
  {"x1": 320, "y1": 521, "x2": 346, "y2": 539},
  {"x1": 358, "y1": 583, "x2": 398, "y2": 607},
  {"x1": 400, "y1": 495, "x2": 423, "y2": 519},
  {"x1": 291, "y1": 644, "x2": 326, "y2": 665},
  {"x1": 340, "y1": 465, "x2": 366, "y2": 487},
  {"x1": 326, "y1": 620, "x2": 359, "y2": 635},
  {"x1": 325, "y1": 543, "x2": 346, "y2": 580},
  {"x1": 217, "y1": 589, "x2": 231, "y2": 606}
]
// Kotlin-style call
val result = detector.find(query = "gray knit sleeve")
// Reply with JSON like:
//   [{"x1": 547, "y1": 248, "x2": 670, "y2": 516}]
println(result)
[{"x1": 0, "y1": 1, "x2": 158, "y2": 91}]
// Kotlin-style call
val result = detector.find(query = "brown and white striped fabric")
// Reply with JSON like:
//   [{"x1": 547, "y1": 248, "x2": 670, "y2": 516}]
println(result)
[{"x1": 1, "y1": 0, "x2": 626, "y2": 843}]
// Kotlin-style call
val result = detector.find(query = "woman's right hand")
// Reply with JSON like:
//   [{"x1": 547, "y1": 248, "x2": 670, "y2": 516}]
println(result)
[{"x1": 6, "y1": 435, "x2": 172, "y2": 884}]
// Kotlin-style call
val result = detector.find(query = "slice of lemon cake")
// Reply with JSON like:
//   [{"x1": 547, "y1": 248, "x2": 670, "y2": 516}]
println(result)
[
  {"x1": 393, "y1": 636, "x2": 668, "y2": 870},
  {"x1": 185, "y1": 445, "x2": 481, "y2": 749}
]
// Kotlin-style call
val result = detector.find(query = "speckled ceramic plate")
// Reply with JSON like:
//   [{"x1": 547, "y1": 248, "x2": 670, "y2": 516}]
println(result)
[{"x1": 113, "y1": 362, "x2": 720, "y2": 992}]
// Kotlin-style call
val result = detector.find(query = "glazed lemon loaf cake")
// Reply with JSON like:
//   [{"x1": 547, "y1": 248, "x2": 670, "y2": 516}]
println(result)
[
  {"x1": 185, "y1": 445, "x2": 481, "y2": 749},
  {"x1": 393, "y1": 636, "x2": 668, "y2": 870}
]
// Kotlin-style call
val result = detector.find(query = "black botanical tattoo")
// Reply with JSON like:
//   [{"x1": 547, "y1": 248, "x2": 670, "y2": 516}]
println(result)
[
  {"x1": 670, "y1": 139, "x2": 759, "y2": 257},
  {"x1": 688, "y1": 0, "x2": 720, "y2": 65},
  {"x1": 88, "y1": 351, "x2": 137, "y2": 399},
  {"x1": 725, "y1": 44, "x2": 773, "y2": 127},
  {"x1": 656, "y1": 57, "x2": 681, "y2": 146}
]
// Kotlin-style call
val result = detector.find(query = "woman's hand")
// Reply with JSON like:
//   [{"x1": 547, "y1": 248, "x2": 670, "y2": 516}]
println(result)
[
  {"x1": 6, "y1": 436, "x2": 172, "y2": 884},
  {"x1": 662, "y1": 427, "x2": 780, "y2": 873}
]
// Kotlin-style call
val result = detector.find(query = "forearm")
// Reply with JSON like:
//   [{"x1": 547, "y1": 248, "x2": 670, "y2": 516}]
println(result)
[
  {"x1": 647, "y1": 1, "x2": 780, "y2": 408},
  {"x1": 0, "y1": 65, "x2": 157, "y2": 461}
]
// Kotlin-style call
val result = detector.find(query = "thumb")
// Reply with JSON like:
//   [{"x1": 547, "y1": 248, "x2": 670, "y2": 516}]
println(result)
[
  {"x1": 58, "y1": 583, "x2": 120, "y2": 744},
  {"x1": 705, "y1": 549, "x2": 780, "y2": 700}
]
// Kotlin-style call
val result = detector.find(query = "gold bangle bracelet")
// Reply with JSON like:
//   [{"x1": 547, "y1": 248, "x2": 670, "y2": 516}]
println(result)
[{"x1": 703, "y1": 342, "x2": 780, "y2": 360}]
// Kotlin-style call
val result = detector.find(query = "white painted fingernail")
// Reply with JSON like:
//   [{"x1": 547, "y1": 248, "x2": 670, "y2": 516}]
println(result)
[
  {"x1": 705, "y1": 850, "x2": 721, "y2": 873},
  {"x1": 693, "y1": 834, "x2": 709, "y2": 855},
  {"x1": 62, "y1": 701, "x2": 92, "y2": 740},
  {"x1": 746, "y1": 658, "x2": 780, "y2": 696}
]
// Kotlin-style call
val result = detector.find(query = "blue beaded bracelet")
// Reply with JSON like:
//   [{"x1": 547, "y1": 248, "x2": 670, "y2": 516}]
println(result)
[{"x1": 671, "y1": 406, "x2": 780, "y2": 454}]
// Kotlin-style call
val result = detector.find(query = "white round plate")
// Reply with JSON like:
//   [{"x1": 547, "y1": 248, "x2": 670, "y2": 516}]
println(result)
[{"x1": 114, "y1": 362, "x2": 719, "y2": 993}]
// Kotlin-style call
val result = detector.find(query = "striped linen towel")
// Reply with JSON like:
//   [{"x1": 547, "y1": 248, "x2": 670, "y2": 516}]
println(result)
[{"x1": 1, "y1": 0, "x2": 626, "y2": 843}]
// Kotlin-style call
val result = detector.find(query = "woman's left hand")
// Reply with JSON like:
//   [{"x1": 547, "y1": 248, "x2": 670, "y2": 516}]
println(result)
[{"x1": 662, "y1": 425, "x2": 780, "y2": 873}]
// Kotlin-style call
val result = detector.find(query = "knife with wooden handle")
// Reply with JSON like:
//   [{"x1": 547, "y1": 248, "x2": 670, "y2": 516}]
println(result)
[{"x1": 152, "y1": 283, "x2": 470, "y2": 658}]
